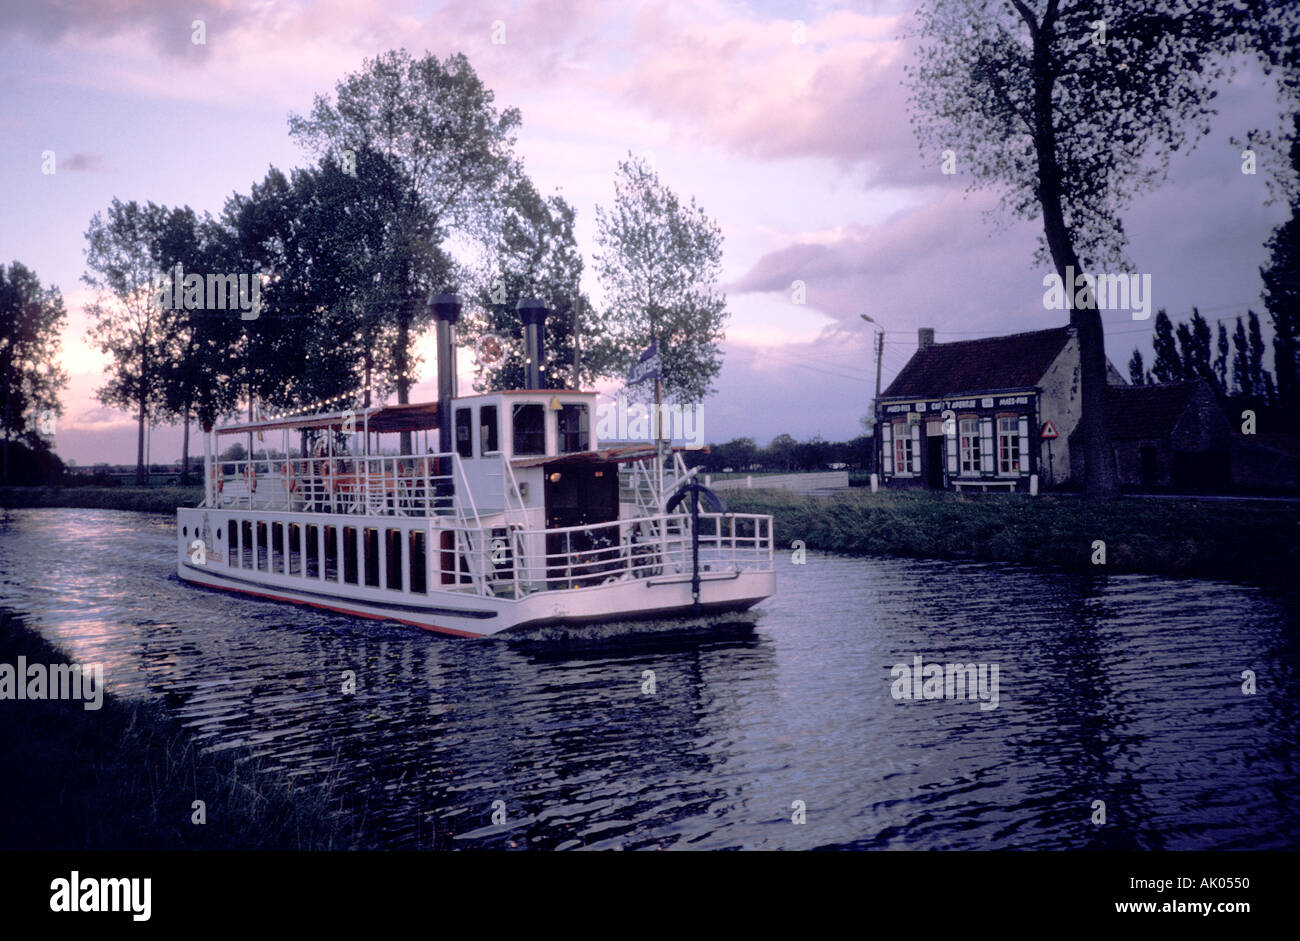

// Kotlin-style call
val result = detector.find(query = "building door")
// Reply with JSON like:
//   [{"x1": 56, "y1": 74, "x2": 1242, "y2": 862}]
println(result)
[
  {"x1": 925, "y1": 435, "x2": 945, "y2": 489},
  {"x1": 1140, "y1": 446, "x2": 1159, "y2": 488}
]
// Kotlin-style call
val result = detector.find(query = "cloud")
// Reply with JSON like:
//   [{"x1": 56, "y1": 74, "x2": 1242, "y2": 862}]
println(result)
[
  {"x1": 612, "y1": 6, "x2": 930, "y2": 184},
  {"x1": 74, "y1": 405, "x2": 131, "y2": 427},
  {"x1": 61, "y1": 151, "x2": 105, "y2": 172}
]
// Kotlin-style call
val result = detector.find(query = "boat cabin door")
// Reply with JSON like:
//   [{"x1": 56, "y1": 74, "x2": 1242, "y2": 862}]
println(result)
[{"x1": 543, "y1": 463, "x2": 620, "y2": 530}]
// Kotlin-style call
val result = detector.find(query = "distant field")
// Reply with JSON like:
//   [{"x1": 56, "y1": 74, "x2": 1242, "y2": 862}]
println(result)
[
  {"x1": 0, "y1": 485, "x2": 202, "y2": 513},
  {"x1": 724, "y1": 489, "x2": 1300, "y2": 588}
]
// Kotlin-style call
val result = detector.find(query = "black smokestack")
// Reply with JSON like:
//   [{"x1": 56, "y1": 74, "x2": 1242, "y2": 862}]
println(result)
[
  {"x1": 430, "y1": 292, "x2": 461, "y2": 454},
  {"x1": 517, "y1": 298, "x2": 548, "y2": 390}
]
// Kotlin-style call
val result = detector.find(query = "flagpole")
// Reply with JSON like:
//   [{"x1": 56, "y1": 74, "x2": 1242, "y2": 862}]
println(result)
[{"x1": 655, "y1": 376, "x2": 664, "y2": 503}]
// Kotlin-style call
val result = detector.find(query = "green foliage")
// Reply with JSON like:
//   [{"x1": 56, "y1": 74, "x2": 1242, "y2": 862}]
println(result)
[
  {"x1": 462, "y1": 173, "x2": 598, "y2": 390},
  {"x1": 725, "y1": 489, "x2": 1300, "y2": 588},
  {"x1": 1262, "y1": 161, "x2": 1300, "y2": 419},
  {"x1": 909, "y1": 0, "x2": 1288, "y2": 271},
  {"x1": 0, "y1": 261, "x2": 67, "y2": 484},
  {"x1": 592, "y1": 153, "x2": 728, "y2": 404}
]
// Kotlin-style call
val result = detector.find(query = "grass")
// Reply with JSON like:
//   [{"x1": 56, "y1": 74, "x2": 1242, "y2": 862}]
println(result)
[
  {"x1": 0, "y1": 612, "x2": 367, "y2": 850},
  {"x1": 0, "y1": 485, "x2": 203, "y2": 514},
  {"x1": 723, "y1": 488, "x2": 1300, "y2": 588}
]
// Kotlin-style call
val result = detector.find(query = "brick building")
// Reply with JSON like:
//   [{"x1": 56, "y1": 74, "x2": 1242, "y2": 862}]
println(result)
[
  {"x1": 1067, "y1": 380, "x2": 1232, "y2": 491},
  {"x1": 874, "y1": 326, "x2": 1125, "y2": 491}
]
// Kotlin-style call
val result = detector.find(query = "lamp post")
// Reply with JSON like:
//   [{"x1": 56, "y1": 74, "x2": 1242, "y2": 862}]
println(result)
[
  {"x1": 861, "y1": 315, "x2": 885, "y2": 486},
  {"x1": 860, "y1": 314, "x2": 884, "y2": 399}
]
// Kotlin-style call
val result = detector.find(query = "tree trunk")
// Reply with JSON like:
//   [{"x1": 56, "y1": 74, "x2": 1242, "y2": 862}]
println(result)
[
  {"x1": 1031, "y1": 25, "x2": 1118, "y2": 501},
  {"x1": 397, "y1": 296, "x2": 414, "y2": 455},
  {"x1": 2, "y1": 372, "x2": 10, "y2": 486},
  {"x1": 181, "y1": 407, "x2": 191, "y2": 486},
  {"x1": 136, "y1": 344, "x2": 147, "y2": 486}
]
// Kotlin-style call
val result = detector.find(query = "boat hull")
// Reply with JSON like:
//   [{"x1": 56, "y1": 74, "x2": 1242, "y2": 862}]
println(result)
[
  {"x1": 176, "y1": 508, "x2": 774, "y2": 638},
  {"x1": 177, "y1": 559, "x2": 773, "y2": 637}
]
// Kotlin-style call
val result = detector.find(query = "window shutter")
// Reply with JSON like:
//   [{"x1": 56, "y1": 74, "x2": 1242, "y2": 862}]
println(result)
[
  {"x1": 881, "y1": 423, "x2": 893, "y2": 474},
  {"x1": 980, "y1": 418, "x2": 994, "y2": 474},
  {"x1": 1018, "y1": 416, "x2": 1030, "y2": 473},
  {"x1": 911, "y1": 423, "x2": 921, "y2": 473},
  {"x1": 945, "y1": 421, "x2": 958, "y2": 474}
]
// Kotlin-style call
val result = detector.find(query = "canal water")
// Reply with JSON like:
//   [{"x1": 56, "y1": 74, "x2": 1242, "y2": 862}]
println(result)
[{"x1": 1, "y1": 507, "x2": 1297, "y2": 850}]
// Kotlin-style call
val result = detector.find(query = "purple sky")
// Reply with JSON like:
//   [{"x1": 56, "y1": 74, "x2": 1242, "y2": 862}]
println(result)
[{"x1": 0, "y1": 0, "x2": 1291, "y2": 466}]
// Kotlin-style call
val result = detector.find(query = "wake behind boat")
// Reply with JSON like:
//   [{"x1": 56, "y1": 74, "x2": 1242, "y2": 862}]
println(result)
[{"x1": 175, "y1": 295, "x2": 775, "y2": 637}]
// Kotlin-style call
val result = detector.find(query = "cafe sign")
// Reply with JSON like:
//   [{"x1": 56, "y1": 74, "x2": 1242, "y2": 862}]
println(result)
[{"x1": 882, "y1": 392, "x2": 1037, "y2": 415}]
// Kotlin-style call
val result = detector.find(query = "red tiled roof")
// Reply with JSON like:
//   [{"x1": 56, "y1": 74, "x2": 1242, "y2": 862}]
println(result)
[{"x1": 881, "y1": 327, "x2": 1073, "y2": 399}]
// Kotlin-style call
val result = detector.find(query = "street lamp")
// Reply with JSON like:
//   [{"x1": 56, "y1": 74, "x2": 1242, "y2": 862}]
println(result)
[{"x1": 860, "y1": 314, "x2": 883, "y2": 399}]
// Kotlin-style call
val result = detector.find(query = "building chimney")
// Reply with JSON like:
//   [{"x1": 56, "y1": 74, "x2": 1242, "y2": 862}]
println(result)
[
  {"x1": 918, "y1": 327, "x2": 935, "y2": 351},
  {"x1": 430, "y1": 292, "x2": 461, "y2": 454},
  {"x1": 517, "y1": 298, "x2": 548, "y2": 390}
]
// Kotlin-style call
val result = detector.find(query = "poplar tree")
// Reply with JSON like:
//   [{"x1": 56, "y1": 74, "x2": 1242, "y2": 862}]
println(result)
[{"x1": 592, "y1": 153, "x2": 728, "y2": 404}]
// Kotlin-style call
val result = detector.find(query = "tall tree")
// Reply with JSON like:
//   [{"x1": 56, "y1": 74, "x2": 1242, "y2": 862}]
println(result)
[
  {"x1": 1247, "y1": 310, "x2": 1274, "y2": 403},
  {"x1": 83, "y1": 199, "x2": 173, "y2": 485},
  {"x1": 153, "y1": 207, "x2": 243, "y2": 483},
  {"x1": 1231, "y1": 315, "x2": 1251, "y2": 397},
  {"x1": 1214, "y1": 321, "x2": 1230, "y2": 397},
  {"x1": 0, "y1": 262, "x2": 68, "y2": 484},
  {"x1": 288, "y1": 50, "x2": 520, "y2": 412},
  {"x1": 909, "y1": 0, "x2": 1295, "y2": 498},
  {"x1": 1261, "y1": 138, "x2": 1300, "y2": 419},
  {"x1": 1176, "y1": 308, "x2": 1214, "y2": 386},
  {"x1": 1126, "y1": 348, "x2": 1145, "y2": 385},
  {"x1": 1150, "y1": 310, "x2": 1182, "y2": 383},
  {"x1": 463, "y1": 173, "x2": 599, "y2": 391},
  {"x1": 592, "y1": 153, "x2": 728, "y2": 404}
]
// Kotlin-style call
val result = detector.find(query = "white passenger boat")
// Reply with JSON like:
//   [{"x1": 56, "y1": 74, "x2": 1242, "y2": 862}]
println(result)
[{"x1": 176, "y1": 296, "x2": 775, "y2": 637}]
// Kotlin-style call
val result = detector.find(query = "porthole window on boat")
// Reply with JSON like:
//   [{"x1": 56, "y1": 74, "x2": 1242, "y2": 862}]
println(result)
[{"x1": 182, "y1": 526, "x2": 187, "y2": 537}]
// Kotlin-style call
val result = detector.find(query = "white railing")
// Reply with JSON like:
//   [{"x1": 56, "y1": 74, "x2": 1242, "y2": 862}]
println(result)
[
  {"x1": 208, "y1": 452, "x2": 467, "y2": 517},
  {"x1": 508, "y1": 511, "x2": 773, "y2": 594}
]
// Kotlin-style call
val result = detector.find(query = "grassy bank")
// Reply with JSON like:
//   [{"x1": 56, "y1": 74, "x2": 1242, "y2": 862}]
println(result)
[
  {"x1": 0, "y1": 485, "x2": 202, "y2": 513},
  {"x1": 724, "y1": 489, "x2": 1300, "y2": 588},
  {"x1": 0, "y1": 612, "x2": 365, "y2": 850}
]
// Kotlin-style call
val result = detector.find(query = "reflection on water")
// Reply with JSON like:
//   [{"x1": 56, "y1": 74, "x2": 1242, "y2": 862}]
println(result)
[{"x1": 1, "y1": 508, "x2": 1297, "y2": 849}]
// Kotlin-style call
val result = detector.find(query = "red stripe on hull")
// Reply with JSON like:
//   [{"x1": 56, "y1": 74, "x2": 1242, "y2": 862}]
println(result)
[{"x1": 182, "y1": 572, "x2": 487, "y2": 638}]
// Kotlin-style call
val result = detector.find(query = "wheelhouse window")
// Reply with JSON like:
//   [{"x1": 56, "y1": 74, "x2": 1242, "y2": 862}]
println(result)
[
  {"x1": 558, "y1": 403, "x2": 590, "y2": 454},
  {"x1": 959, "y1": 419, "x2": 980, "y2": 475},
  {"x1": 479, "y1": 405, "x2": 499, "y2": 454},
  {"x1": 455, "y1": 407, "x2": 473, "y2": 458},
  {"x1": 997, "y1": 417, "x2": 1021, "y2": 475},
  {"x1": 512, "y1": 403, "x2": 546, "y2": 455}
]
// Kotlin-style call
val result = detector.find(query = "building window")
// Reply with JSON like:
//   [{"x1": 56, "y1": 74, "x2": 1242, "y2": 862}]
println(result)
[
  {"x1": 998, "y1": 417, "x2": 1021, "y2": 475},
  {"x1": 512, "y1": 403, "x2": 546, "y2": 455},
  {"x1": 893, "y1": 422, "x2": 917, "y2": 474},
  {"x1": 959, "y1": 419, "x2": 980, "y2": 475},
  {"x1": 558, "y1": 403, "x2": 589, "y2": 453},
  {"x1": 480, "y1": 405, "x2": 499, "y2": 454},
  {"x1": 455, "y1": 407, "x2": 473, "y2": 458}
]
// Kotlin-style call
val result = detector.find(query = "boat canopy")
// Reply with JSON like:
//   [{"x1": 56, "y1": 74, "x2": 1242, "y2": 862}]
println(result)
[
  {"x1": 216, "y1": 401, "x2": 441, "y2": 436},
  {"x1": 510, "y1": 444, "x2": 705, "y2": 469}
]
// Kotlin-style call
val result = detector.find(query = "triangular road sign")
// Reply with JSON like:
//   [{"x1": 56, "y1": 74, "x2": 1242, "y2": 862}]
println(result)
[{"x1": 1041, "y1": 420, "x2": 1059, "y2": 440}]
